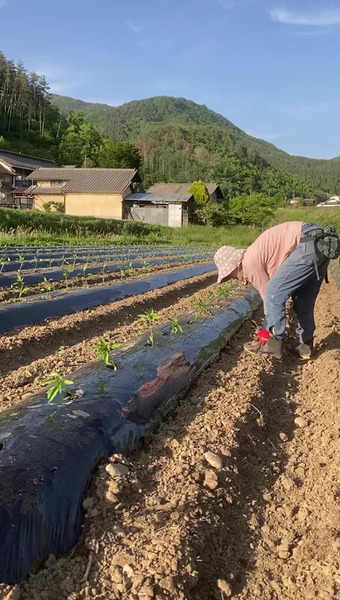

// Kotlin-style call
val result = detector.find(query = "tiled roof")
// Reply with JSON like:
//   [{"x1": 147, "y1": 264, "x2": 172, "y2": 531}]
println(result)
[
  {"x1": 147, "y1": 182, "x2": 222, "y2": 197},
  {"x1": 28, "y1": 168, "x2": 140, "y2": 194},
  {"x1": 0, "y1": 150, "x2": 56, "y2": 172},
  {"x1": 125, "y1": 193, "x2": 193, "y2": 204},
  {"x1": 24, "y1": 185, "x2": 64, "y2": 195}
]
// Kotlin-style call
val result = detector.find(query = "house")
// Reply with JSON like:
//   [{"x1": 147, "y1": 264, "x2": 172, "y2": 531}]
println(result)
[
  {"x1": 318, "y1": 195, "x2": 340, "y2": 208},
  {"x1": 124, "y1": 192, "x2": 196, "y2": 227},
  {"x1": 0, "y1": 150, "x2": 56, "y2": 208},
  {"x1": 147, "y1": 183, "x2": 224, "y2": 203},
  {"x1": 26, "y1": 167, "x2": 141, "y2": 218}
]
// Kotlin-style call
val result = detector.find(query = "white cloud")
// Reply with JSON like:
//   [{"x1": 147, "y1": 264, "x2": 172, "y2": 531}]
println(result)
[
  {"x1": 270, "y1": 7, "x2": 340, "y2": 26},
  {"x1": 126, "y1": 20, "x2": 142, "y2": 34}
]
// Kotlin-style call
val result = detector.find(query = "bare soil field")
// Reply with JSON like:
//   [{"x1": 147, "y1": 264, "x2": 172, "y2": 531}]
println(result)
[{"x1": 0, "y1": 274, "x2": 337, "y2": 600}]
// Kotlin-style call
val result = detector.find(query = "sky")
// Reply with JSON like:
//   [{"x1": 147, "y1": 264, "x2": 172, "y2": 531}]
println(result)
[{"x1": 1, "y1": 0, "x2": 339, "y2": 159}]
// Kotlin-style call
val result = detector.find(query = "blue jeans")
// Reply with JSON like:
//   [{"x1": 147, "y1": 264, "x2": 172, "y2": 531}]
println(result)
[{"x1": 264, "y1": 223, "x2": 329, "y2": 342}]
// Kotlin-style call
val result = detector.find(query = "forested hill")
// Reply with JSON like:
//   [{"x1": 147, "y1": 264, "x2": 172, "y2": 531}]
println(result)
[{"x1": 52, "y1": 94, "x2": 340, "y2": 193}]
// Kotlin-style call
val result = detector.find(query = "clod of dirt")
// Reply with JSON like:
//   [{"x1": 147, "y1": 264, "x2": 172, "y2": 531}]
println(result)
[
  {"x1": 217, "y1": 579, "x2": 233, "y2": 597},
  {"x1": 82, "y1": 497, "x2": 94, "y2": 511},
  {"x1": 294, "y1": 417, "x2": 308, "y2": 428},
  {"x1": 105, "y1": 462, "x2": 129, "y2": 478},
  {"x1": 203, "y1": 469, "x2": 219, "y2": 490},
  {"x1": 204, "y1": 451, "x2": 223, "y2": 469}
]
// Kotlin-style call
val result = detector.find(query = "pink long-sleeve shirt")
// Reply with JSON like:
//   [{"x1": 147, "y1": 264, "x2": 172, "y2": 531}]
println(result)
[{"x1": 240, "y1": 222, "x2": 304, "y2": 298}]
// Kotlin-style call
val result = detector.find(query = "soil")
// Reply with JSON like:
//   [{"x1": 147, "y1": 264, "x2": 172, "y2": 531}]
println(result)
[{"x1": 0, "y1": 276, "x2": 339, "y2": 600}]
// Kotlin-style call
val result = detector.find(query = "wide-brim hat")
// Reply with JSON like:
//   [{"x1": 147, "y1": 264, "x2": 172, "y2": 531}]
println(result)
[{"x1": 214, "y1": 246, "x2": 245, "y2": 283}]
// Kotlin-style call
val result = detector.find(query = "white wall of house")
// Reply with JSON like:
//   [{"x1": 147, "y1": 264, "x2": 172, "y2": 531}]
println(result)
[{"x1": 168, "y1": 203, "x2": 182, "y2": 227}]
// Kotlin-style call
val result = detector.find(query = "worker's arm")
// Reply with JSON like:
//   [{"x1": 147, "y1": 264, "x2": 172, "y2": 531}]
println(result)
[{"x1": 249, "y1": 270, "x2": 270, "y2": 300}]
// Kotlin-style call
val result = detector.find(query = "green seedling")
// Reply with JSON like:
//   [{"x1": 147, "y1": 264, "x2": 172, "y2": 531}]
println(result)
[
  {"x1": 17, "y1": 253, "x2": 25, "y2": 270},
  {"x1": 40, "y1": 277, "x2": 53, "y2": 292},
  {"x1": 101, "y1": 262, "x2": 107, "y2": 283},
  {"x1": 217, "y1": 283, "x2": 232, "y2": 298},
  {"x1": 43, "y1": 372, "x2": 74, "y2": 403},
  {"x1": 93, "y1": 336, "x2": 122, "y2": 369},
  {"x1": 142, "y1": 260, "x2": 151, "y2": 273},
  {"x1": 63, "y1": 268, "x2": 72, "y2": 287},
  {"x1": 30, "y1": 256, "x2": 39, "y2": 270},
  {"x1": 81, "y1": 263, "x2": 91, "y2": 283},
  {"x1": 171, "y1": 317, "x2": 183, "y2": 335},
  {"x1": 0, "y1": 256, "x2": 10, "y2": 272},
  {"x1": 13, "y1": 273, "x2": 29, "y2": 299},
  {"x1": 139, "y1": 309, "x2": 161, "y2": 346},
  {"x1": 120, "y1": 262, "x2": 134, "y2": 279}
]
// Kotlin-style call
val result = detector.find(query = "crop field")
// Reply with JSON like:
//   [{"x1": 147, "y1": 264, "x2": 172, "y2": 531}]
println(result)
[{"x1": 0, "y1": 244, "x2": 339, "y2": 600}]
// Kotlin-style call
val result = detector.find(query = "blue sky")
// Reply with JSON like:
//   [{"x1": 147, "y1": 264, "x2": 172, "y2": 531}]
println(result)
[{"x1": 1, "y1": 0, "x2": 339, "y2": 159}]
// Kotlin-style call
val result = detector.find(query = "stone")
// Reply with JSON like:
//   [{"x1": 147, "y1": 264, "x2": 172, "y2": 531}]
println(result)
[
  {"x1": 204, "y1": 451, "x2": 223, "y2": 470},
  {"x1": 294, "y1": 417, "x2": 308, "y2": 429},
  {"x1": 123, "y1": 564, "x2": 134, "y2": 578},
  {"x1": 138, "y1": 584, "x2": 154, "y2": 598},
  {"x1": 217, "y1": 579, "x2": 233, "y2": 596},
  {"x1": 203, "y1": 469, "x2": 219, "y2": 490},
  {"x1": 278, "y1": 551, "x2": 290, "y2": 560},
  {"x1": 106, "y1": 490, "x2": 119, "y2": 503},
  {"x1": 159, "y1": 576, "x2": 176, "y2": 593},
  {"x1": 106, "y1": 463, "x2": 129, "y2": 479},
  {"x1": 279, "y1": 433, "x2": 288, "y2": 442}
]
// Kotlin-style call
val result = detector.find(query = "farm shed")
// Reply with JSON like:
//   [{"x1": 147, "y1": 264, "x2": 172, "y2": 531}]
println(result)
[
  {"x1": 147, "y1": 182, "x2": 224, "y2": 203},
  {"x1": 26, "y1": 167, "x2": 141, "y2": 218},
  {"x1": 124, "y1": 192, "x2": 196, "y2": 227},
  {"x1": 0, "y1": 150, "x2": 56, "y2": 208}
]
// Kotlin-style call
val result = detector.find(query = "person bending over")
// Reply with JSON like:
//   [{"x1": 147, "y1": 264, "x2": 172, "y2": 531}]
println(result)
[{"x1": 214, "y1": 221, "x2": 339, "y2": 359}]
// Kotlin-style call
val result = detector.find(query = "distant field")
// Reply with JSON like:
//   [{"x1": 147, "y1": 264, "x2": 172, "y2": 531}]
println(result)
[
  {"x1": 0, "y1": 206, "x2": 339, "y2": 249},
  {"x1": 272, "y1": 207, "x2": 340, "y2": 230}
]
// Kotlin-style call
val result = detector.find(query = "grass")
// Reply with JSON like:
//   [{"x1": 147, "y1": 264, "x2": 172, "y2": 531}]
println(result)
[
  {"x1": 0, "y1": 206, "x2": 339, "y2": 250},
  {"x1": 271, "y1": 207, "x2": 340, "y2": 231}
]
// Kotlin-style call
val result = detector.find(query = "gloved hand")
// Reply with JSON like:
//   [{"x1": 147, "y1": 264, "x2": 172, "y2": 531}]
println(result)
[{"x1": 256, "y1": 328, "x2": 270, "y2": 345}]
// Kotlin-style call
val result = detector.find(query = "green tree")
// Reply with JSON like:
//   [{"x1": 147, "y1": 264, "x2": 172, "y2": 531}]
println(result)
[
  {"x1": 188, "y1": 180, "x2": 210, "y2": 205},
  {"x1": 59, "y1": 112, "x2": 102, "y2": 166},
  {"x1": 97, "y1": 139, "x2": 142, "y2": 169},
  {"x1": 229, "y1": 193, "x2": 279, "y2": 227}
]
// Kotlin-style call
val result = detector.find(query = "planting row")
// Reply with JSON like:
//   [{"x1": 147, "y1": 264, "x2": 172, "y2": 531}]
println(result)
[
  {"x1": 0, "y1": 247, "x2": 214, "y2": 273},
  {"x1": 0, "y1": 263, "x2": 216, "y2": 334},
  {"x1": 0, "y1": 253, "x2": 212, "y2": 292},
  {"x1": 0, "y1": 287, "x2": 260, "y2": 583}
]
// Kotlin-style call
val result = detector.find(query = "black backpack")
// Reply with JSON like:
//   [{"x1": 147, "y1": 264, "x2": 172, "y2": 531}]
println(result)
[{"x1": 316, "y1": 225, "x2": 340, "y2": 260}]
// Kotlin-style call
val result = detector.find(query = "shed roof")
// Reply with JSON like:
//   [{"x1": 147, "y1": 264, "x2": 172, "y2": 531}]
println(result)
[
  {"x1": 28, "y1": 168, "x2": 141, "y2": 194},
  {"x1": 0, "y1": 158, "x2": 16, "y2": 175},
  {"x1": 125, "y1": 192, "x2": 193, "y2": 204},
  {"x1": 0, "y1": 150, "x2": 56, "y2": 172},
  {"x1": 147, "y1": 182, "x2": 223, "y2": 199}
]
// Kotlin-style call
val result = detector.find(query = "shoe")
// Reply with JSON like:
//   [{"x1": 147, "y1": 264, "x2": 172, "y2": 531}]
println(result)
[
  {"x1": 244, "y1": 337, "x2": 283, "y2": 359},
  {"x1": 297, "y1": 340, "x2": 313, "y2": 360}
]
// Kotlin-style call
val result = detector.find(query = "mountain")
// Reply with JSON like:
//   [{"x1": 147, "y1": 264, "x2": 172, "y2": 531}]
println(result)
[{"x1": 51, "y1": 94, "x2": 340, "y2": 193}]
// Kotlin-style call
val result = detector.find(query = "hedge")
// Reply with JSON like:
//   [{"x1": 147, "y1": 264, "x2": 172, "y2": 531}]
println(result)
[{"x1": 0, "y1": 208, "x2": 167, "y2": 238}]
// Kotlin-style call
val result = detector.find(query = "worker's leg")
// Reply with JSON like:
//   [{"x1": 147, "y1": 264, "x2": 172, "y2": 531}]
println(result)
[
  {"x1": 264, "y1": 241, "x2": 325, "y2": 340},
  {"x1": 292, "y1": 257, "x2": 329, "y2": 342}
]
